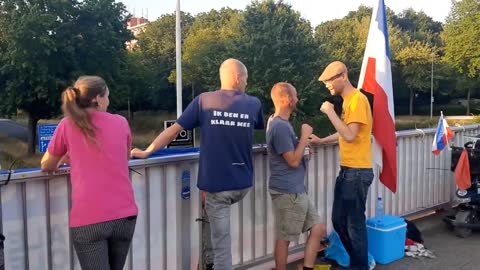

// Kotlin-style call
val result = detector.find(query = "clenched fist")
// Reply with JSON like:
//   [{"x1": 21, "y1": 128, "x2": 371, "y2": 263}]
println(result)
[
  {"x1": 301, "y1": 124, "x2": 313, "y2": 138},
  {"x1": 320, "y1": 101, "x2": 334, "y2": 114}
]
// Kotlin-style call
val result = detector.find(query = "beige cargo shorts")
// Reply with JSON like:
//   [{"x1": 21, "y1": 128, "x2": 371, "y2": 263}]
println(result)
[{"x1": 271, "y1": 193, "x2": 320, "y2": 242}]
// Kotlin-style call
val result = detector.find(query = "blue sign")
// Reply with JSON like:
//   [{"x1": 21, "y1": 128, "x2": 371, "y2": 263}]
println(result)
[
  {"x1": 181, "y1": 170, "x2": 191, "y2": 200},
  {"x1": 38, "y1": 124, "x2": 58, "y2": 153}
]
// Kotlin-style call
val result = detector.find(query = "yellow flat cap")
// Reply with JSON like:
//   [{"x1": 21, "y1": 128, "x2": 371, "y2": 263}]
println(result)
[{"x1": 319, "y1": 61, "x2": 348, "y2": 82}]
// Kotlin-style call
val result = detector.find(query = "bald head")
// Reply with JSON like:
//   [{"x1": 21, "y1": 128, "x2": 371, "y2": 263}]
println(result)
[
  {"x1": 271, "y1": 82, "x2": 297, "y2": 111},
  {"x1": 219, "y1": 58, "x2": 248, "y2": 91}
]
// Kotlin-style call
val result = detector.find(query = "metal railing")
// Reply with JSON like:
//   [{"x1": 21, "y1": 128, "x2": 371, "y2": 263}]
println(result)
[{"x1": 0, "y1": 125, "x2": 478, "y2": 270}]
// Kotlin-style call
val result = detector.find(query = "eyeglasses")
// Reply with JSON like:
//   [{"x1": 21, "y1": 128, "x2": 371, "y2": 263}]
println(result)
[{"x1": 322, "y1": 73, "x2": 343, "y2": 84}]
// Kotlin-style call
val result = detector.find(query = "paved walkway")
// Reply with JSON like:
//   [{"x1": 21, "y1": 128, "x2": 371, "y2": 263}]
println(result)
[{"x1": 288, "y1": 213, "x2": 480, "y2": 270}]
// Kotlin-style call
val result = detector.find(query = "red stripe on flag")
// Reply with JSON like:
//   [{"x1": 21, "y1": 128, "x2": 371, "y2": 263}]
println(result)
[
  {"x1": 363, "y1": 58, "x2": 398, "y2": 193},
  {"x1": 446, "y1": 127, "x2": 454, "y2": 141}
]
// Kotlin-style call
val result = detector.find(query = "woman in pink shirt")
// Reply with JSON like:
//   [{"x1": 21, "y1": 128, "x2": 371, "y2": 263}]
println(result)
[{"x1": 41, "y1": 76, "x2": 138, "y2": 270}]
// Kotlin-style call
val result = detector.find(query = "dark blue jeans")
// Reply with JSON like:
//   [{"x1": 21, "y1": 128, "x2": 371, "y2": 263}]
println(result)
[{"x1": 332, "y1": 168, "x2": 373, "y2": 270}]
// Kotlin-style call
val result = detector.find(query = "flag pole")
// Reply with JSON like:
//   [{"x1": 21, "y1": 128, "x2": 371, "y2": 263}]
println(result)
[{"x1": 441, "y1": 111, "x2": 452, "y2": 150}]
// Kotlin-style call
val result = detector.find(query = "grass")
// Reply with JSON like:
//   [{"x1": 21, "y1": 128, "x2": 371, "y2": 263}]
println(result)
[
  {"x1": 124, "y1": 111, "x2": 198, "y2": 148},
  {"x1": 395, "y1": 115, "x2": 480, "y2": 130},
  {"x1": 395, "y1": 116, "x2": 439, "y2": 130},
  {"x1": 395, "y1": 104, "x2": 480, "y2": 116},
  {"x1": 2, "y1": 109, "x2": 480, "y2": 170},
  {"x1": 0, "y1": 135, "x2": 42, "y2": 170}
]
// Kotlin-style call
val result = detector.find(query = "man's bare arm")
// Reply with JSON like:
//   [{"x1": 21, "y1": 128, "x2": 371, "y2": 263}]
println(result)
[
  {"x1": 309, "y1": 132, "x2": 339, "y2": 145},
  {"x1": 324, "y1": 110, "x2": 360, "y2": 143},
  {"x1": 130, "y1": 123, "x2": 184, "y2": 159}
]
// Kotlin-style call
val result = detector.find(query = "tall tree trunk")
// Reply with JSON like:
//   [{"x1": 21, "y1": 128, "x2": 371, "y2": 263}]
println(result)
[
  {"x1": 466, "y1": 87, "x2": 471, "y2": 115},
  {"x1": 27, "y1": 112, "x2": 39, "y2": 155},
  {"x1": 409, "y1": 89, "x2": 414, "y2": 116}
]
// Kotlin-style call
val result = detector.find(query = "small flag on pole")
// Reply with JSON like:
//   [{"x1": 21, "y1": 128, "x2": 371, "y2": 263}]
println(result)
[{"x1": 432, "y1": 111, "x2": 454, "y2": 155}]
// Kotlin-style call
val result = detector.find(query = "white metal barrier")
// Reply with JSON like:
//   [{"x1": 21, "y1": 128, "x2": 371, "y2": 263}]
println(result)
[{"x1": 0, "y1": 125, "x2": 478, "y2": 270}]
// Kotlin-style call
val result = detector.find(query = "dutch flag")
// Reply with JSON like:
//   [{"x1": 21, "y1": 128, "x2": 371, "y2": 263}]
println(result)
[
  {"x1": 432, "y1": 112, "x2": 454, "y2": 155},
  {"x1": 358, "y1": 0, "x2": 397, "y2": 193}
]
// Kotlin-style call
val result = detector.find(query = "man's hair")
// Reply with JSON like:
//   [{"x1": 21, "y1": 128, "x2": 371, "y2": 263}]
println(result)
[{"x1": 271, "y1": 82, "x2": 294, "y2": 98}]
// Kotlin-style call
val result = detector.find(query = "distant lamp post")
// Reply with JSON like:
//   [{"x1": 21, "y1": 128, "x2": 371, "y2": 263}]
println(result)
[
  {"x1": 430, "y1": 51, "x2": 435, "y2": 119},
  {"x1": 176, "y1": 0, "x2": 182, "y2": 118}
]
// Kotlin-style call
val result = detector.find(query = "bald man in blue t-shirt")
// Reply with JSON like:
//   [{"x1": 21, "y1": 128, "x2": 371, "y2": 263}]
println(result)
[{"x1": 131, "y1": 58, "x2": 264, "y2": 269}]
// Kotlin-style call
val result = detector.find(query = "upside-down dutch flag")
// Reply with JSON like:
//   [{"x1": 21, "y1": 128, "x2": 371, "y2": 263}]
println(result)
[
  {"x1": 358, "y1": 0, "x2": 398, "y2": 193},
  {"x1": 432, "y1": 112, "x2": 454, "y2": 155}
]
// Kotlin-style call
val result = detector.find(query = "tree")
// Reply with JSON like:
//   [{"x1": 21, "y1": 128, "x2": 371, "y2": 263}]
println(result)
[
  {"x1": 315, "y1": 5, "x2": 409, "y2": 106},
  {"x1": 136, "y1": 12, "x2": 194, "y2": 111},
  {"x1": 112, "y1": 51, "x2": 156, "y2": 119},
  {"x1": 396, "y1": 42, "x2": 437, "y2": 115},
  {"x1": 0, "y1": 0, "x2": 76, "y2": 153},
  {"x1": 443, "y1": 0, "x2": 480, "y2": 114},
  {"x1": 315, "y1": 18, "x2": 366, "y2": 75},
  {"x1": 74, "y1": 0, "x2": 132, "y2": 86},
  {"x1": 237, "y1": 0, "x2": 322, "y2": 118},
  {"x1": 0, "y1": 0, "x2": 132, "y2": 153},
  {"x1": 181, "y1": 8, "x2": 243, "y2": 94},
  {"x1": 394, "y1": 8, "x2": 443, "y2": 46}
]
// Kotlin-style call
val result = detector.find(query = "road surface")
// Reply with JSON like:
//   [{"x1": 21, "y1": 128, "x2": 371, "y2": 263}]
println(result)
[{"x1": 0, "y1": 119, "x2": 29, "y2": 142}]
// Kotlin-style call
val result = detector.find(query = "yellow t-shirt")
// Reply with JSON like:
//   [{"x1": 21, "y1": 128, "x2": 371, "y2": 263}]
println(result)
[{"x1": 339, "y1": 89, "x2": 373, "y2": 168}]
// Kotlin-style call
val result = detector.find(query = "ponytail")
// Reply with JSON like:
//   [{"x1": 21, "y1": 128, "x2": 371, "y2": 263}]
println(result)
[{"x1": 62, "y1": 86, "x2": 97, "y2": 143}]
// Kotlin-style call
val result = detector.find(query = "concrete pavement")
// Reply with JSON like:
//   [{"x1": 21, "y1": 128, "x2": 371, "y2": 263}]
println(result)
[
  {"x1": 375, "y1": 215, "x2": 479, "y2": 270},
  {"x1": 288, "y1": 213, "x2": 480, "y2": 270}
]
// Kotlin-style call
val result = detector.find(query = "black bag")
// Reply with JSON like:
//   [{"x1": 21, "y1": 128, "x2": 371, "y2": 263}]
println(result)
[{"x1": 404, "y1": 219, "x2": 424, "y2": 244}]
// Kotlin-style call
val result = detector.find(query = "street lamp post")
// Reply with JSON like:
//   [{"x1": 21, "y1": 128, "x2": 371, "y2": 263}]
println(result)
[
  {"x1": 430, "y1": 52, "x2": 434, "y2": 119},
  {"x1": 176, "y1": 0, "x2": 182, "y2": 118}
]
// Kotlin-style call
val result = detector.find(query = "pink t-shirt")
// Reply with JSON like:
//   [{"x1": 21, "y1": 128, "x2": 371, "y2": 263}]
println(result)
[{"x1": 48, "y1": 111, "x2": 138, "y2": 227}]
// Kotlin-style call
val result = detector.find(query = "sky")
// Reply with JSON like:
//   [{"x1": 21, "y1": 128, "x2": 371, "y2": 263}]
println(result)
[{"x1": 120, "y1": 0, "x2": 452, "y2": 26}]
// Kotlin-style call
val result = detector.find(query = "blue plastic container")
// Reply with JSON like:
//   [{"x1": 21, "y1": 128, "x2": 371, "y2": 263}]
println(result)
[{"x1": 367, "y1": 215, "x2": 406, "y2": 264}]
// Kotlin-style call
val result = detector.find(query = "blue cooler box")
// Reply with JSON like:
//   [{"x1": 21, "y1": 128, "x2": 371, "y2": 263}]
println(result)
[{"x1": 367, "y1": 215, "x2": 407, "y2": 264}]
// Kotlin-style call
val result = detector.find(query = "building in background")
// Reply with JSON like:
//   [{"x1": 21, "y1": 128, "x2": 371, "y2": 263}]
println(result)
[{"x1": 126, "y1": 17, "x2": 149, "y2": 51}]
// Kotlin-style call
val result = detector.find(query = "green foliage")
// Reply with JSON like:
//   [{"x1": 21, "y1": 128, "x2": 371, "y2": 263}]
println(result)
[
  {"x1": 314, "y1": 7, "x2": 409, "y2": 84},
  {"x1": 2, "y1": 0, "x2": 480, "y2": 155},
  {"x1": 236, "y1": 0, "x2": 324, "y2": 118},
  {"x1": 397, "y1": 41, "x2": 435, "y2": 92},
  {"x1": 393, "y1": 8, "x2": 443, "y2": 46},
  {"x1": 136, "y1": 12, "x2": 194, "y2": 111},
  {"x1": 443, "y1": 0, "x2": 480, "y2": 78},
  {"x1": 442, "y1": 0, "x2": 480, "y2": 114},
  {"x1": 0, "y1": 0, "x2": 132, "y2": 153},
  {"x1": 181, "y1": 8, "x2": 243, "y2": 92}
]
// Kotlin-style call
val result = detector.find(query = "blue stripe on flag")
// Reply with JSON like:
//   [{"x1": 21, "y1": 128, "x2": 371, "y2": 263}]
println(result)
[
  {"x1": 435, "y1": 118, "x2": 446, "y2": 151},
  {"x1": 376, "y1": 0, "x2": 391, "y2": 59}
]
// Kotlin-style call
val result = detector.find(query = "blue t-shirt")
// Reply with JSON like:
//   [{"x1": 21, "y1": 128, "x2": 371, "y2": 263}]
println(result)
[
  {"x1": 266, "y1": 117, "x2": 306, "y2": 194},
  {"x1": 177, "y1": 90, "x2": 264, "y2": 192}
]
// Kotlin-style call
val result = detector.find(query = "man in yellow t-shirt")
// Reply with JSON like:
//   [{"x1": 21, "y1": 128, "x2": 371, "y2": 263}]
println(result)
[{"x1": 309, "y1": 61, "x2": 373, "y2": 270}]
